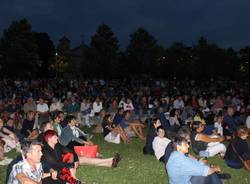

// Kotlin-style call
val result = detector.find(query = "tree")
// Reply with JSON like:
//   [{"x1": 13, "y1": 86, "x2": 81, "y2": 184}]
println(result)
[
  {"x1": 164, "y1": 42, "x2": 193, "y2": 79},
  {"x1": 33, "y1": 32, "x2": 55, "y2": 77},
  {"x1": 52, "y1": 36, "x2": 71, "y2": 77},
  {"x1": 87, "y1": 24, "x2": 120, "y2": 77},
  {"x1": 239, "y1": 46, "x2": 250, "y2": 77},
  {"x1": 57, "y1": 36, "x2": 71, "y2": 56},
  {"x1": 0, "y1": 19, "x2": 39, "y2": 78},
  {"x1": 126, "y1": 27, "x2": 161, "y2": 76},
  {"x1": 191, "y1": 37, "x2": 241, "y2": 79}
]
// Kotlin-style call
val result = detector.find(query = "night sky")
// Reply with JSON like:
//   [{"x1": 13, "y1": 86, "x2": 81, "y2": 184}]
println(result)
[{"x1": 1, "y1": 0, "x2": 250, "y2": 49}]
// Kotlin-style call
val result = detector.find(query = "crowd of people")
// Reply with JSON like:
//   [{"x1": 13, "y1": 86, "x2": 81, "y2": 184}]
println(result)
[{"x1": 0, "y1": 78, "x2": 249, "y2": 183}]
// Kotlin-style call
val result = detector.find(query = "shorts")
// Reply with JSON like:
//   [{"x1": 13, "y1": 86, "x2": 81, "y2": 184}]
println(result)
[{"x1": 124, "y1": 127, "x2": 136, "y2": 138}]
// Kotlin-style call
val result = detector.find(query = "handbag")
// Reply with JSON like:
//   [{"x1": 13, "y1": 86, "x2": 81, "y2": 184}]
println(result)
[
  {"x1": 104, "y1": 132, "x2": 121, "y2": 144},
  {"x1": 74, "y1": 145, "x2": 98, "y2": 158},
  {"x1": 231, "y1": 141, "x2": 250, "y2": 172}
]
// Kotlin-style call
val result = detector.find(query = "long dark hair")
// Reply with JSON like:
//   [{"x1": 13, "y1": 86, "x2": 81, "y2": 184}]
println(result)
[{"x1": 102, "y1": 114, "x2": 112, "y2": 126}]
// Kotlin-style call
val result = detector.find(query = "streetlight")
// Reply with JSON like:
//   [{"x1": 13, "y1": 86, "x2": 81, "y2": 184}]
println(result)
[{"x1": 55, "y1": 52, "x2": 58, "y2": 78}]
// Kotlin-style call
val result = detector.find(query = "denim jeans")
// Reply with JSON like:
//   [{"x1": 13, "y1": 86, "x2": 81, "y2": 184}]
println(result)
[
  {"x1": 190, "y1": 173, "x2": 222, "y2": 184},
  {"x1": 199, "y1": 150, "x2": 210, "y2": 157}
]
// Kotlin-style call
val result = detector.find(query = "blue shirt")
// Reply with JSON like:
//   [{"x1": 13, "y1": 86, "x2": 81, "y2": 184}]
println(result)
[
  {"x1": 113, "y1": 114, "x2": 127, "y2": 129},
  {"x1": 223, "y1": 115, "x2": 236, "y2": 132},
  {"x1": 166, "y1": 151, "x2": 209, "y2": 184}
]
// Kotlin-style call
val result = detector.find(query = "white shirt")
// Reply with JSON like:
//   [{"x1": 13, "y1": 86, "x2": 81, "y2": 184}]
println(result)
[
  {"x1": 71, "y1": 126, "x2": 80, "y2": 138},
  {"x1": 246, "y1": 116, "x2": 250, "y2": 129},
  {"x1": 37, "y1": 103, "x2": 49, "y2": 113},
  {"x1": 173, "y1": 99, "x2": 184, "y2": 109},
  {"x1": 118, "y1": 100, "x2": 125, "y2": 108},
  {"x1": 93, "y1": 101, "x2": 103, "y2": 113},
  {"x1": 123, "y1": 102, "x2": 134, "y2": 111},
  {"x1": 152, "y1": 136, "x2": 171, "y2": 160},
  {"x1": 50, "y1": 101, "x2": 63, "y2": 112},
  {"x1": 214, "y1": 122, "x2": 223, "y2": 136}
]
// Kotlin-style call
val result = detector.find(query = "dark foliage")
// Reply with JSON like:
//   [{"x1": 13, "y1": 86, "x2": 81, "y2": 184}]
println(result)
[{"x1": 0, "y1": 19, "x2": 250, "y2": 79}]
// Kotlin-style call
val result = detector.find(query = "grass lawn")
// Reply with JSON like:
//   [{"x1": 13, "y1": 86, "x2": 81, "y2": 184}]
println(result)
[{"x1": 1, "y1": 128, "x2": 250, "y2": 184}]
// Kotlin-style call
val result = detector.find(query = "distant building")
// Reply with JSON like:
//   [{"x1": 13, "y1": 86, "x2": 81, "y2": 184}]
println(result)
[{"x1": 69, "y1": 43, "x2": 89, "y2": 77}]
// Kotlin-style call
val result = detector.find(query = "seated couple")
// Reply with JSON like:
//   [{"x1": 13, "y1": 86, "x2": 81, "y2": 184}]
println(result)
[{"x1": 113, "y1": 108, "x2": 145, "y2": 141}]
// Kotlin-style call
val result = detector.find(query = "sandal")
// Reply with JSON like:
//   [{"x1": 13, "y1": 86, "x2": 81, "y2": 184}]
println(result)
[{"x1": 112, "y1": 153, "x2": 122, "y2": 168}]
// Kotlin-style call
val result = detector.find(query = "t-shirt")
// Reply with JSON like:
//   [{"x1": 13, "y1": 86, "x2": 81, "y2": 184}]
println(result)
[
  {"x1": 246, "y1": 116, "x2": 250, "y2": 130},
  {"x1": 113, "y1": 115, "x2": 127, "y2": 129},
  {"x1": 214, "y1": 122, "x2": 223, "y2": 136},
  {"x1": 123, "y1": 102, "x2": 134, "y2": 111},
  {"x1": 93, "y1": 102, "x2": 103, "y2": 113},
  {"x1": 152, "y1": 136, "x2": 171, "y2": 160},
  {"x1": 37, "y1": 103, "x2": 49, "y2": 113},
  {"x1": 102, "y1": 123, "x2": 115, "y2": 137},
  {"x1": 21, "y1": 119, "x2": 35, "y2": 137}
]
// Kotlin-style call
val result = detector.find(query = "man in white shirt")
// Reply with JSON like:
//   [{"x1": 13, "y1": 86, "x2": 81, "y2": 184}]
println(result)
[
  {"x1": 36, "y1": 97, "x2": 49, "y2": 126},
  {"x1": 173, "y1": 96, "x2": 184, "y2": 110},
  {"x1": 8, "y1": 140, "x2": 46, "y2": 184}
]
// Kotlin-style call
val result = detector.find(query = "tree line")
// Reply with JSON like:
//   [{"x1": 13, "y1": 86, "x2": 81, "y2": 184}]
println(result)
[{"x1": 0, "y1": 18, "x2": 249, "y2": 79}]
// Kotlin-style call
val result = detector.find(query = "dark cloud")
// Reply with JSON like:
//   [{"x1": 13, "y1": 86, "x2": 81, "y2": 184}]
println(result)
[{"x1": 0, "y1": 0, "x2": 250, "y2": 49}]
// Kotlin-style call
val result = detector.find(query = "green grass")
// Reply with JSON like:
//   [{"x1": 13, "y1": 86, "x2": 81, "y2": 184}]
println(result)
[{"x1": 1, "y1": 131, "x2": 250, "y2": 184}]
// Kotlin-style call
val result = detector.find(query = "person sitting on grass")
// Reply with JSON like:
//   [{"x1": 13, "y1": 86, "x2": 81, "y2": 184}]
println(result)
[
  {"x1": 92, "y1": 109, "x2": 106, "y2": 134},
  {"x1": 143, "y1": 116, "x2": 162, "y2": 155},
  {"x1": 152, "y1": 126, "x2": 171, "y2": 163},
  {"x1": 224, "y1": 126, "x2": 250, "y2": 169},
  {"x1": 37, "y1": 121, "x2": 54, "y2": 143},
  {"x1": 102, "y1": 114, "x2": 130, "y2": 144},
  {"x1": 190, "y1": 121, "x2": 226, "y2": 157},
  {"x1": 21, "y1": 111, "x2": 39, "y2": 140},
  {"x1": 59, "y1": 115, "x2": 122, "y2": 168},
  {"x1": 0, "y1": 117, "x2": 20, "y2": 152},
  {"x1": 223, "y1": 107, "x2": 237, "y2": 136},
  {"x1": 42, "y1": 130, "x2": 81, "y2": 183},
  {"x1": 51, "y1": 112, "x2": 63, "y2": 137},
  {"x1": 113, "y1": 108, "x2": 135, "y2": 141},
  {"x1": 123, "y1": 110, "x2": 145, "y2": 140},
  {"x1": 7, "y1": 140, "x2": 46, "y2": 184},
  {"x1": 166, "y1": 136, "x2": 223, "y2": 184}
]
